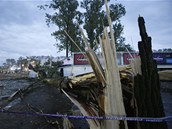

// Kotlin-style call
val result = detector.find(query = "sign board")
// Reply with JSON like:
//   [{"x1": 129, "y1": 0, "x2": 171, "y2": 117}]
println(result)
[
  {"x1": 153, "y1": 52, "x2": 172, "y2": 65},
  {"x1": 73, "y1": 52, "x2": 172, "y2": 65},
  {"x1": 123, "y1": 52, "x2": 172, "y2": 65},
  {"x1": 74, "y1": 53, "x2": 89, "y2": 65},
  {"x1": 123, "y1": 53, "x2": 139, "y2": 65}
]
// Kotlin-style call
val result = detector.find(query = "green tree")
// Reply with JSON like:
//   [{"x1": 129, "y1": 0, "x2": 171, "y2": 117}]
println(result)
[
  {"x1": 81, "y1": 0, "x2": 133, "y2": 51},
  {"x1": 81, "y1": 0, "x2": 105, "y2": 49},
  {"x1": 17, "y1": 57, "x2": 24, "y2": 68},
  {"x1": 157, "y1": 48, "x2": 172, "y2": 52},
  {"x1": 113, "y1": 22, "x2": 133, "y2": 51},
  {"x1": 163, "y1": 48, "x2": 172, "y2": 52},
  {"x1": 17, "y1": 57, "x2": 29, "y2": 71},
  {"x1": 41, "y1": 0, "x2": 83, "y2": 57},
  {"x1": 109, "y1": 3, "x2": 134, "y2": 51},
  {"x1": 6, "y1": 59, "x2": 16, "y2": 66}
]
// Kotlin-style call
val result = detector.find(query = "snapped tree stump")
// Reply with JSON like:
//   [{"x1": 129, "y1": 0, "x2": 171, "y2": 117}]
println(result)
[{"x1": 134, "y1": 16, "x2": 168, "y2": 129}]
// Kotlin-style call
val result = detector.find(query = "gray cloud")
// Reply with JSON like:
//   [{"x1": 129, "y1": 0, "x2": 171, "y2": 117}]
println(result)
[
  {"x1": 0, "y1": 22, "x2": 59, "y2": 63},
  {"x1": 119, "y1": 0, "x2": 172, "y2": 50},
  {"x1": 0, "y1": 1, "x2": 38, "y2": 25},
  {"x1": 0, "y1": 0, "x2": 171, "y2": 65},
  {"x1": 0, "y1": 1, "x2": 62, "y2": 65}
]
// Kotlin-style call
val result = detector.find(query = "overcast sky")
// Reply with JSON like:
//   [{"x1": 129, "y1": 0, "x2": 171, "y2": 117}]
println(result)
[{"x1": 0, "y1": 0, "x2": 171, "y2": 65}]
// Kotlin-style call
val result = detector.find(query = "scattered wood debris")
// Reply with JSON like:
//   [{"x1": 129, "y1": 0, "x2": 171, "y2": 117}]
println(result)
[{"x1": 59, "y1": 2, "x2": 167, "y2": 129}]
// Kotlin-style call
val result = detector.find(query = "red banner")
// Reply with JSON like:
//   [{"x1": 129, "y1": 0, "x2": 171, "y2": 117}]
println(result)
[
  {"x1": 123, "y1": 53, "x2": 139, "y2": 65},
  {"x1": 74, "y1": 53, "x2": 89, "y2": 65}
]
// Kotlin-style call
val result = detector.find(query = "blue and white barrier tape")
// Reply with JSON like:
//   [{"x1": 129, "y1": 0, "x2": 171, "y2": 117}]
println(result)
[{"x1": 0, "y1": 109, "x2": 171, "y2": 122}]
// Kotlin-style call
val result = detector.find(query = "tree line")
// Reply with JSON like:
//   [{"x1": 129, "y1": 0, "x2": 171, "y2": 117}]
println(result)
[
  {"x1": 39, "y1": 0, "x2": 134, "y2": 57},
  {"x1": 3, "y1": 57, "x2": 39, "y2": 69}
]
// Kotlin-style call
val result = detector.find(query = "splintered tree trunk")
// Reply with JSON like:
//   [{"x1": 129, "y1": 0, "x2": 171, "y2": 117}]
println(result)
[
  {"x1": 101, "y1": 28, "x2": 128, "y2": 129},
  {"x1": 100, "y1": 1, "x2": 128, "y2": 128},
  {"x1": 134, "y1": 16, "x2": 168, "y2": 129}
]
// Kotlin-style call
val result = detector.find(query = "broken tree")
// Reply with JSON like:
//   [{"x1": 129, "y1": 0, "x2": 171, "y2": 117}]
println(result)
[
  {"x1": 134, "y1": 16, "x2": 168, "y2": 129},
  {"x1": 59, "y1": 4, "x2": 167, "y2": 129}
]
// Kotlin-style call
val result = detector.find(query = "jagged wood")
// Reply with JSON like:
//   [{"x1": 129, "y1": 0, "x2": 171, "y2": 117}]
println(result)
[
  {"x1": 103, "y1": 0, "x2": 128, "y2": 128},
  {"x1": 78, "y1": 26, "x2": 106, "y2": 87},
  {"x1": 101, "y1": 27, "x2": 128, "y2": 129},
  {"x1": 60, "y1": 66, "x2": 134, "y2": 129},
  {"x1": 134, "y1": 16, "x2": 167, "y2": 129}
]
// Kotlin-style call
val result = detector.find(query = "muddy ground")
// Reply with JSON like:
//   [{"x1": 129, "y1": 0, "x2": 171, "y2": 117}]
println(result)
[
  {"x1": 0, "y1": 74, "x2": 88, "y2": 129},
  {"x1": 160, "y1": 81, "x2": 172, "y2": 129},
  {"x1": 0, "y1": 73, "x2": 172, "y2": 129}
]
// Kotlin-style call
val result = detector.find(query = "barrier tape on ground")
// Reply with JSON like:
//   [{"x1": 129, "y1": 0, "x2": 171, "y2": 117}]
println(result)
[{"x1": 0, "y1": 109, "x2": 172, "y2": 122}]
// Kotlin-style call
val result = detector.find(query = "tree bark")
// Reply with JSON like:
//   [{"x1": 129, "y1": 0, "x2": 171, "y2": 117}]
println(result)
[{"x1": 134, "y1": 16, "x2": 168, "y2": 129}]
